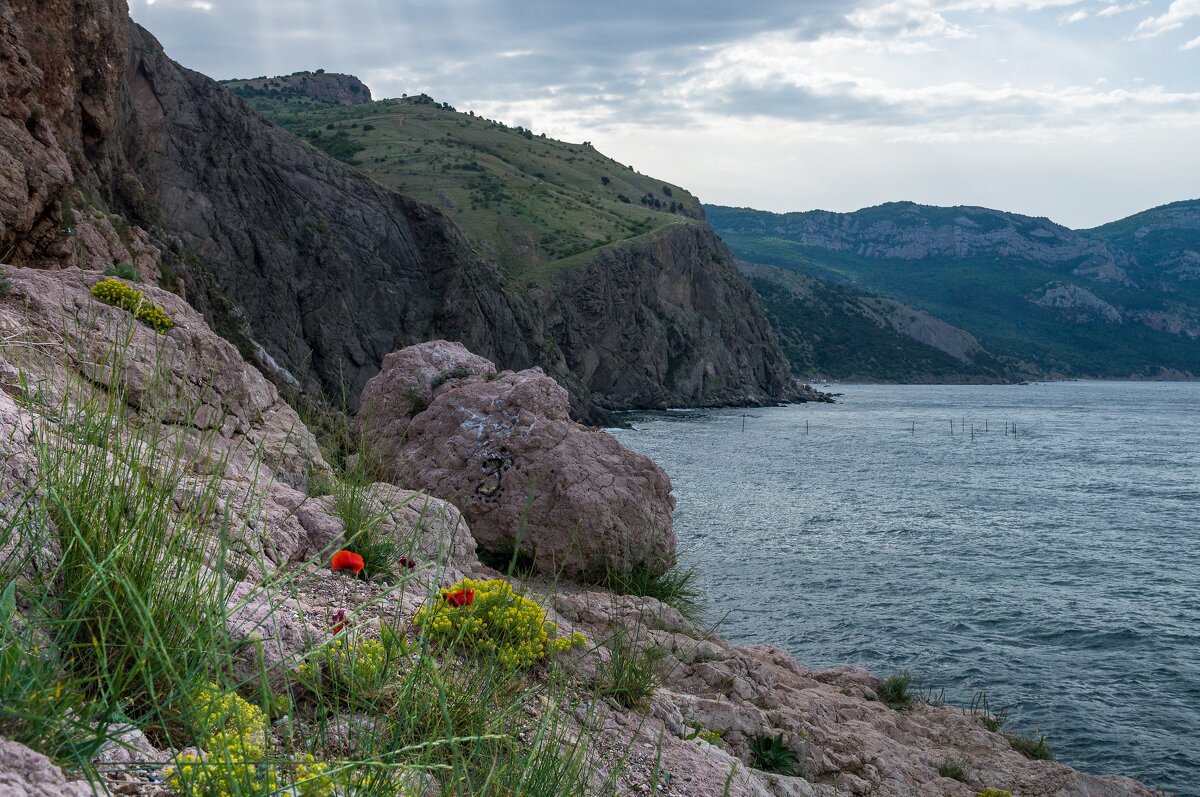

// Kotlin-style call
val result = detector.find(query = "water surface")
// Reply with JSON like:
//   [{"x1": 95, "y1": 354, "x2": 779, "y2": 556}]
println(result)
[{"x1": 611, "y1": 382, "x2": 1200, "y2": 794}]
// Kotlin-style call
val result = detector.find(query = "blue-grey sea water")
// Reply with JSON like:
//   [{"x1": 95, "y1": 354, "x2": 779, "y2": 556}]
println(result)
[{"x1": 609, "y1": 382, "x2": 1199, "y2": 795}]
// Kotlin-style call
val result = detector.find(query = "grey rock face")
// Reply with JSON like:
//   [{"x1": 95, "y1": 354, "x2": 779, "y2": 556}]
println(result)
[{"x1": 538, "y1": 222, "x2": 800, "y2": 411}]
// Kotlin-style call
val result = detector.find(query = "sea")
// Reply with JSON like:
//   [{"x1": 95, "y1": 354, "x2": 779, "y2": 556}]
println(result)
[{"x1": 609, "y1": 381, "x2": 1199, "y2": 795}]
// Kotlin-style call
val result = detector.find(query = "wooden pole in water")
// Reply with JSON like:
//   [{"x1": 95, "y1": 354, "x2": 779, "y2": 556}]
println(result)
[
  {"x1": 742, "y1": 414, "x2": 746, "y2": 433},
  {"x1": 950, "y1": 420, "x2": 954, "y2": 436},
  {"x1": 985, "y1": 419, "x2": 988, "y2": 433},
  {"x1": 806, "y1": 420, "x2": 810, "y2": 435},
  {"x1": 911, "y1": 421, "x2": 915, "y2": 435}
]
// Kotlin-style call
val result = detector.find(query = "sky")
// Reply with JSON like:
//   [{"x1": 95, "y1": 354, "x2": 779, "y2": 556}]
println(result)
[{"x1": 128, "y1": 0, "x2": 1200, "y2": 228}]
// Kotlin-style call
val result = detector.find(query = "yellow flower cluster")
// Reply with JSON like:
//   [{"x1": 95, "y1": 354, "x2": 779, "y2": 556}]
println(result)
[
  {"x1": 90, "y1": 277, "x2": 175, "y2": 333},
  {"x1": 165, "y1": 684, "x2": 333, "y2": 797},
  {"x1": 414, "y1": 578, "x2": 586, "y2": 669},
  {"x1": 976, "y1": 791, "x2": 1013, "y2": 797},
  {"x1": 165, "y1": 683, "x2": 276, "y2": 797},
  {"x1": 298, "y1": 635, "x2": 395, "y2": 695}
]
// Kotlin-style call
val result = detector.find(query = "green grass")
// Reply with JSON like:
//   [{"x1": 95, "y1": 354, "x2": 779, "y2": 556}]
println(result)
[
  {"x1": 878, "y1": 672, "x2": 915, "y2": 711},
  {"x1": 748, "y1": 733, "x2": 804, "y2": 777},
  {"x1": 602, "y1": 560, "x2": 702, "y2": 621},
  {"x1": 1006, "y1": 732, "x2": 1055, "y2": 761},
  {"x1": 225, "y1": 87, "x2": 702, "y2": 282},
  {"x1": 969, "y1": 691, "x2": 1008, "y2": 732},
  {"x1": 595, "y1": 626, "x2": 664, "y2": 711}
]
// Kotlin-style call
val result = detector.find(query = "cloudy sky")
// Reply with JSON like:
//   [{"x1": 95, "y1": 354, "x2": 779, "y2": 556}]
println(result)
[{"x1": 129, "y1": 0, "x2": 1200, "y2": 228}]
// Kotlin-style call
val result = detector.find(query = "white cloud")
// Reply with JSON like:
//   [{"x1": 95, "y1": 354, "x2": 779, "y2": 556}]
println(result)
[
  {"x1": 1058, "y1": 9, "x2": 1089, "y2": 23},
  {"x1": 1097, "y1": 1, "x2": 1147, "y2": 17},
  {"x1": 1184, "y1": 34, "x2": 1200, "y2": 48},
  {"x1": 1131, "y1": 0, "x2": 1200, "y2": 39}
]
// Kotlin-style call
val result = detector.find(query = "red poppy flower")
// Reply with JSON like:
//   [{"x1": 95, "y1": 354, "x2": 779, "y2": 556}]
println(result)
[
  {"x1": 331, "y1": 609, "x2": 349, "y2": 633},
  {"x1": 331, "y1": 550, "x2": 364, "y2": 576},
  {"x1": 444, "y1": 588, "x2": 475, "y2": 608},
  {"x1": 398, "y1": 556, "x2": 417, "y2": 570}
]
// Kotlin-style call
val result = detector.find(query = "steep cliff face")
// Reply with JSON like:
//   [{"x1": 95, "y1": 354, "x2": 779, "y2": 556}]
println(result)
[
  {"x1": 538, "y1": 222, "x2": 800, "y2": 410},
  {"x1": 2, "y1": 1, "x2": 569, "y2": 410}
]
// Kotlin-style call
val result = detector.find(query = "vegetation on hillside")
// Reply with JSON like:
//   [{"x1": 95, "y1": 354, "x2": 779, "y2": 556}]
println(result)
[
  {"x1": 709, "y1": 204, "x2": 1200, "y2": 379},
  {"x1": 223, "y1": 86, "x2": 702, "y2": 283},
  {"x1": 742, "y1": 263, "x2": 1008, "y2": 382}
]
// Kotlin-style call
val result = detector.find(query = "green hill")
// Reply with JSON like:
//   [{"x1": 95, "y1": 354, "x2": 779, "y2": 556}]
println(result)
[
  {"x1": 222, "y1": 77, "x2": 702, "y2": 283},
  {"x1": 739, "y1": 262, "x2": 1010, "y2": 383},
  {"x1": 708, "y1": 202, "x2": 1200, "y2": 379}
]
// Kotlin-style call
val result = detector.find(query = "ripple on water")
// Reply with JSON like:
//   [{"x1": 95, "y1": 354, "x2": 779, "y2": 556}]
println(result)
[{"x1": 612, "y1": 382, "x2": 1200, "y2": 796}]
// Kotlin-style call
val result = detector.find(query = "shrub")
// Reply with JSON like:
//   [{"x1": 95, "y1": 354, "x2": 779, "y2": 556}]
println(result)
[
  {"x1": 415, "y1": 578, "x2": 585, "y2": 669},
  {"x1": 1006, "y1": 732, "x2": 1054, "y2": 760},
  {"x1": 90, "y1": 277, "x2": 174, "y2": 333},
  {"x1": 0, "y1": 272, "x2": 12, "y2": 296},
  {"x1": 104, "y1": 262, "x2": 141, "y2": 282},
  {"x1": 430, "y1": 365, "x2": 475, "y2": 390},
  {"x1": 749, "y1": 733, "x2": 804, "y2": 777},
  {"x1": 878, "y1": 672, "x2": 915, "y2": 710},
  {"x1": 938, "y1": 758, "x2": 969, "y2": 782},
  {"x1": 297, "y1": 625, "x2": 410, "y2": 708},
  {"x1": 977, "y1": 790, "x2": 1013, "y2": 797}
]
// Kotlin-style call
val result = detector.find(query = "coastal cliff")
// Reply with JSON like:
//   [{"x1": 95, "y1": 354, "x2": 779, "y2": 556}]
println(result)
[{"x1": 2, "y1": 0, "x2": 801, "y2": 421}]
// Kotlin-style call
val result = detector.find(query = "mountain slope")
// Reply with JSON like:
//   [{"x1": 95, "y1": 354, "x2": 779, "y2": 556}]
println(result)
[
  {"x1": 220, "y1": 76, "x2": 799, "y2": 411},
  {"x1": 708, "y1": 201, "x2": 1200, "y2": 379},
  {"x1": 739, "y1": 262, "x2": 1010, "y2": 383}
]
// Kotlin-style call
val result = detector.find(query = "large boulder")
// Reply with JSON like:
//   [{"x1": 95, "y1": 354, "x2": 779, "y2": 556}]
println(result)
[{"x1": 359, "y1": 341, "x2": 676, "y2": 579}]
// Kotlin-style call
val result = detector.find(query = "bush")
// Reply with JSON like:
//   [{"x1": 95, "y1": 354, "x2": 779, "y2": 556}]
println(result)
[
  {"x1": 90, "y1": 277, "x2": 175, "y2": 333},
  {"x1": 415, "y1": 578, "x2": 585, "y2": 669},
  {"x1": 938, "y1": 758, "x2": 969, "y2": 782},
  {"x1": 103, "y1": 262, "x2": 141, "y2": 282},
  {"x1": 430, "y1": 365, "x2": 476, "y2": 390},
  {"x1": 1006, "y1": 732, "x2": 1054, "y2": 760},
  {"x1": 878, "y1": 672, "x2": 914, "y2": 710},
  {"x1": 749, "y1": 733, "x2": 804, "y2": 777},
  {"x1": 297, "y1": 625, "x2": 409, "y2": 709},
  {"x1": 977, "y1": 790, "x2": 1012, "y2": 797},
  {"x1": 0, "y1": 272, "x2": 12, "y2": 296},
  {"x1": 969, "y1": 691, "x2": 1008, "y2": 732}
]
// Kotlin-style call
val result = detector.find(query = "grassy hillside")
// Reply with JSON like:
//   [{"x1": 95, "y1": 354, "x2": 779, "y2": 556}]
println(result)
[
  {"x1": 222, "y1": 82, "x2": 702, "y2": 283},
  {"x1": 709, "y1": 204, "x2": 1200, "y2": 379},
  {"x1": 740, "y1": 263, "x2": 1008, "y2": 382}
]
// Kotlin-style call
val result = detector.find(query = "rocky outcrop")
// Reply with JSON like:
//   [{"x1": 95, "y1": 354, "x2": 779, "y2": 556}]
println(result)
[
  {"x1": 1031, "y1": 282, "x2": 1124, "y2": 324},
  {"x1": 538, "y1": 222, "x2": 801, "y2": 411},
  {"x1": 360, "y1": 341, "x2": 676, "y2": 579},
  {"x1": 0, "y1": 738, "x2": 95, "y2": 797},
  {"x1": 222, "y1": 71, "x2": 372, "y2": 105},
  {"x1": 554, "y1": 587, "x2": 1160, "y2": 797}
]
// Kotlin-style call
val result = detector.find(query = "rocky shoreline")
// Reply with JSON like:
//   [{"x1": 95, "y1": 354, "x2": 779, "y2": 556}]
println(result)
[{"x1": 0, "y1": 265, "x2": 1163, "y2": 796}]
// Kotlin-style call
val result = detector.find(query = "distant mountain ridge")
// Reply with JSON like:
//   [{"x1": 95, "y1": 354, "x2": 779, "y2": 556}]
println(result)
[{"x1": 708, "y1": 200, "x2": 1200, "y2": 380}]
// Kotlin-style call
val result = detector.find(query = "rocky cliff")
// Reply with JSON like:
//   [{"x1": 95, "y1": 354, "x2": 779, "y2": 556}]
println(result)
[
  {"x1": 1, "y1": 0, "x2": 800, "y2": 423},
  {"x1": 538, "y1": 222, "x2": 801, "y2": 410},
  {"x1": 221, "y1": 71, "x2": 373, "y2": 105}
]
